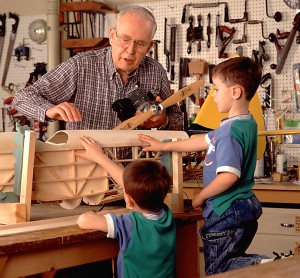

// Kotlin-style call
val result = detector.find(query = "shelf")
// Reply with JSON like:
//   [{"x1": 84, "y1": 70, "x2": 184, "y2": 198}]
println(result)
[
  {"x1": 62, "y1": 37, "x2": 109, "y2": 49},
  {"x1": 60, "y1": 1, "x2": 118, "y2": 14}
]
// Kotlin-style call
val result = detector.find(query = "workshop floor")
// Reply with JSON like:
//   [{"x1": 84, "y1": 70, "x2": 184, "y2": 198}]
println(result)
[{"x1": 200, "y1": 250, "x2": 205, "y2": 277}]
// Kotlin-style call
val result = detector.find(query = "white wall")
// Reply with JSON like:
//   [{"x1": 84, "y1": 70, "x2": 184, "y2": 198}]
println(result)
[{"x1": 0, "y1": 0, "x2": 47, "y2": 16}]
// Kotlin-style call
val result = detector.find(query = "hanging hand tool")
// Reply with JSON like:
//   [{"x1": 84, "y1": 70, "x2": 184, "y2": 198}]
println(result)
[
  {"x1": 276, "y1": 29, "x2": 290, "y2": 39},
  {"x1": 153, "y1": 40, "x2": 160, "y2": 61},
  {"x1": 188, "y1": 59, "x2": 208, "y2": 106},
  {"x1": 170, "y1": 25, "x2": 176, "y2": 81},
  {"x1": 265, "y1": 0, "x2": 282, "y2": 22},
  {"x1": 235, "y1": 45, "x2": 243, "y2": 57},
  {"x1": 0, "y1": 13, "x2": 6, "y2": 64},
  {"x1": 186, "y1": 15, "x2": 194, "y2": 54},
  {"x1": 181, "y1": 2, "x2": 229, "y2": 24},
  {"x1": 217, "y1": 25, "x2": 235, "y2": 58},
  {"x1": 260, "y1": 73, "x2": 273, "y2": 109},
  {"x1": 194, "y1": 14, "x2": 203, "y2": 52},
  {"x1": 215, "y1": 13, "x2": 220, "y2": 47},
  {"x1": 247, "y1": 20, "x2": 268, "y2": 40},
  {"x1": 233, "y1": 23, "x2": 247, "y2": 44},
  {"x1": 164, "y1": 18, "x2": 170, "y2": 72},
  {"x1": 229, "y1": 0, "x2": 248, "y2": 23},
  {"x1": 149, "y1": 40, "x2": 160, "y2": 61},
  {"x1": 252, "y1": 41, "x2": 269, "y2": 66},
  {"x1": 207, "y1": 13, "x2": 211, "y2": 49},
  {"x1": 269, "y1": 12, "x2": 300, "y2": 74},
  {"x1": 1, "y1": 12, "x2": 19, "y2": 92},
  {"x1": 14, "y1": 44, "x2": 30, "y2": 61},
  {"x1": 179, "y1": 57, "x2": 190, "y2": 90}
]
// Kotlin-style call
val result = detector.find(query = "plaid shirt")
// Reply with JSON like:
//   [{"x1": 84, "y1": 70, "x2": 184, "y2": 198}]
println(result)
[{"x1": 13, "y1": 47, "x2": 183, "y2": 131}]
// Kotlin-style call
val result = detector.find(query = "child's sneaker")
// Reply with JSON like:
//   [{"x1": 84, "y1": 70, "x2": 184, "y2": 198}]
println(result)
[
  {"x1": 260, "y1": 250, "x2": 294, "y2": 264},
  {"x1": 273, "y1": 251, "x2": 294, "y2": 260}
]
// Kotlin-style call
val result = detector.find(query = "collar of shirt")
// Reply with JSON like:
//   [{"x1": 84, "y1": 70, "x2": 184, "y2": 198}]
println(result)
[
  {"x1": 220, "y1": 112, "x2": 251, "y2": 126},
  {"x1": 143, "y1": 208, "x2": 165, "y2": 220}
]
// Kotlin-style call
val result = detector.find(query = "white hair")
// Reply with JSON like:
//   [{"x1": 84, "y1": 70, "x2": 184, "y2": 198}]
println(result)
[{"x1": 115, "y1": 6, "x2": 157, "y2": 39}]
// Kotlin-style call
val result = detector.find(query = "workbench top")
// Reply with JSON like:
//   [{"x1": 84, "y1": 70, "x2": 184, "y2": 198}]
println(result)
[
  {"x1": 0, "y1": 203, "x2": 202, "y2": 255},
  {"x1": 210, "y1": 256, "x2": 300, "y2": 278},
  {"x1": 183, "y1": 180, "x2": 300, "y2": 205}
]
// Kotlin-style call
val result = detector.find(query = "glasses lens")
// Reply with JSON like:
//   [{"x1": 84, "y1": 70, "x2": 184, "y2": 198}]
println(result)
[{"x1": 115, "y1": 30, "x2": 149, "y2": 53}]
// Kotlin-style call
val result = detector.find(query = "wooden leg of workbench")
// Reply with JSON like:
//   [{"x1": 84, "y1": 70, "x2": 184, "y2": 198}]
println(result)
[{"x1": 176, "y1": 221, "x2": 200, "y2": 278}]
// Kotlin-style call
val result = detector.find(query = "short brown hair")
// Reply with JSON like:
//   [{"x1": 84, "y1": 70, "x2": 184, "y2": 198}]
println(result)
[
  {"x1": 212, "y1": 57, "x2": 262, "y2": 101},
  {"x1": 123, "y1": 160, "x2": 171, "y2": 211}
]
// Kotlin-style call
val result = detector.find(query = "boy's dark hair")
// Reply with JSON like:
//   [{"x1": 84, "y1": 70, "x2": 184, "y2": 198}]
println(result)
[
  {"x1": 123, "y1": 160, "x2": 171, "y2": 211},
  {"x1": 212, "y1": 57, "x2": 262, "y2": 101}
]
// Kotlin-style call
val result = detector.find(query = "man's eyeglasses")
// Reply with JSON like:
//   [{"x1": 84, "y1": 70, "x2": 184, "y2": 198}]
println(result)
[{"x1": 114, "y1": 29, "x2": 151, "y2": 53}]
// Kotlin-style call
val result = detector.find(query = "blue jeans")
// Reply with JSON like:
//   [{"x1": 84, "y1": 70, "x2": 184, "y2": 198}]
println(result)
[{"x1": 200, "y1": 195, "x2": 270, "y2": 275}]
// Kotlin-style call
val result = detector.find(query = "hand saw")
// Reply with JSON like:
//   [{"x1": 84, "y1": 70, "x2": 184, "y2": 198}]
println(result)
[
  {"x1": 0, "y1": 13, "x2": 6, "y2": 64},
  {"x1": 1, "y1": 12, "x2": 19, "y2": 92}
]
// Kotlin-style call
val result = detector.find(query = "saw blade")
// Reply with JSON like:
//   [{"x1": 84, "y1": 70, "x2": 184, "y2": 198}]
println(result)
[{"x1": 1, "y1": 12, "x2": 19, "y2": 88}]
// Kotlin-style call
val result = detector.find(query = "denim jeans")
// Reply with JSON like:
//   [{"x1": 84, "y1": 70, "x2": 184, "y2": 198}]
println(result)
[{"x1": 200, "y1": 195, "x2": 270, "y2": 275}]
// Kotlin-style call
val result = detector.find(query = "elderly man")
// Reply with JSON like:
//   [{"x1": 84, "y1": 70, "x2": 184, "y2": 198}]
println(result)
[{"x1": 13, "y1": 6, "x2": 182, "y2": 132}]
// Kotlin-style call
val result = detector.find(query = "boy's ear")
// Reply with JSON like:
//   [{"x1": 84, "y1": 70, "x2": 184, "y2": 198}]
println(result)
[
  {"x1": 124, "y1": 193, "x2": 135, "y2": 210},
  {"x1": 232, "y1": 85, "x2": 243, "y2": 99}
]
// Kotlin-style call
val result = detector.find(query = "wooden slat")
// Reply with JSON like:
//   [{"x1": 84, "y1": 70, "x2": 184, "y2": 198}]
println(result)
[
  {"x1": 60, "y1": 1, "x2": 118, "y2": 13},
  {"x1": 62, "y1": 37, "x2": 109, "y2": 49},
  {"x1": 20, "y1": 131, "x2": 36, "y2": 222},
  {"x1": 0, "y1": 203, "x2": 26, "y2": 225},
  {"x1": 258, "y1": 129, "x2": 300, "y2": 136},
  {"x1": 0, "y1": 215, "x2": 78, "y2": 237},
  {"x1": 45, "y1": 130, "x2": 189, "y2": 150}
]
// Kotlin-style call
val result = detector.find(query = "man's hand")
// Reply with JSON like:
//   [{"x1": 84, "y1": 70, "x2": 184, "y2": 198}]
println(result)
[
  {"x1": 137, "y1": 96, "x2": 168, "y2": 129},
  {"x1": 46, "y1": 102, "x2": 82, "y2": 122}
]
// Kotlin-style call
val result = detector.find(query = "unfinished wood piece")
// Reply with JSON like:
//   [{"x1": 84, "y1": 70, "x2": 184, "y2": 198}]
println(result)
[
  {"x1": 20, "y1": 131, "x2": 36, "y2": 221},
  {"x1": 0, "y1": 130, "x2": 36, "y2": 224},
  {"x1": 0, "y1": 215, "x2": 78, "y2": 237},
  {"x1": 188, "y1": 59, "x2": 208, "y2": 106},
  {"x1": 62, "y1": 38, "x2": 109, "y2": 49},
  {"x1": 60, "y1": 1, "x2": 119, "y2": 13},
  {"x1": 32, "y1": 130, "x2": 187, "y2": 213},
  {"x1": 0, "y1": 132, "x2": 18, "y2": 194}
]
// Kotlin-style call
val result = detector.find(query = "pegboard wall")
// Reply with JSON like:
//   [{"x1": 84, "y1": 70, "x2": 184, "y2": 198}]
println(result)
[
  {"x1": 117, "y1": 0, "x2": 300, "y2": 167},
  {"x1": 0, "y1": 14, "x2": 47, "y2": 132}
]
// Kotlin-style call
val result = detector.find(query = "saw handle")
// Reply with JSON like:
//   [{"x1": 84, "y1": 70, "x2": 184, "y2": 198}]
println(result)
[
  {"x1": 9, "y1": 12, "x2": 19, "y2": 33},
  {"x1": 181, "y1": 5, "x2": 186, "y2": 24},
  {"x1": 0, "y1": 14, "x2": 6, "y2": 37},
  {"x1": 224, "y1": 4, "x2": 229, "y2": 22}
]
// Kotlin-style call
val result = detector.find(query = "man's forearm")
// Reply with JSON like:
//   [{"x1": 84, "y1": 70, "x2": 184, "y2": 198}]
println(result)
[{"x1": 12, "y1": 87, "x2": 53, "y2": 122}]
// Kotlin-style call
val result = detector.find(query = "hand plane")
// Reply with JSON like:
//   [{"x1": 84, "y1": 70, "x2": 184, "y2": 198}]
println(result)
[{"x1": 217, "y1": 25, "x2": 236, "y2": 58}]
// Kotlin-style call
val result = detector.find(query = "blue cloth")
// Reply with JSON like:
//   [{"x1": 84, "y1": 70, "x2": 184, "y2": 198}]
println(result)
[
  {"x1": 203, "y1": 113, "x2": 257, "y2": 217},
  {"x1": 200, "y1": 113, "x2": 270, "y2": 274},
  {"x1": 201, "y1": 196, "x2": 269, "y2": 274}
]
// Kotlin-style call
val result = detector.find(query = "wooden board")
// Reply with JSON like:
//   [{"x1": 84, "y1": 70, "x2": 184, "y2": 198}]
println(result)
[{"x1": 0, "y1": 131, "x2": 36, "y2": 224}]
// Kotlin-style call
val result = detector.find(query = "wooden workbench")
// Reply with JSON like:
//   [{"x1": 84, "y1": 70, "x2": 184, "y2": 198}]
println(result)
[
  {"x1": 184, "y1": 181, "x2": 300, "y2": 205},
  {"x1": 210, "y1": 255, "x2": 300, "y2": 278},
  {"x1": 0, "y1": 203, "x2": 202, "y2": 278}
]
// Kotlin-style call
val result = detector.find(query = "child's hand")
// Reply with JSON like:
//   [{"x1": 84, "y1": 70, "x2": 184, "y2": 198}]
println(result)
[
  {"x1": 192, "y1": 193, "x2": 205, "y2": 210},
  {"x1": 137, "y1": 134, "x2": 164, "y2": 152},
  {"x1": 75, "y1": 136, "x2": 104, "y2": 163}
]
